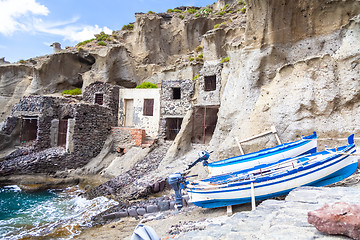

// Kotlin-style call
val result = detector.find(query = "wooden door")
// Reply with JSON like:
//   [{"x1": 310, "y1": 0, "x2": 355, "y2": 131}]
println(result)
[
  {"x1": 58, "y1": 119, "x2": 68, "y2": 147},
  {"x1": 124, "y1": 99, "x2": 134, "y2": 127}
]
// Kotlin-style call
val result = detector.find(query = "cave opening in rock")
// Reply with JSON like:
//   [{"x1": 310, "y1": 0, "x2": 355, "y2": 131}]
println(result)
[{"x1": 191, "y1": 106, "x2": 219, "y2": 144}]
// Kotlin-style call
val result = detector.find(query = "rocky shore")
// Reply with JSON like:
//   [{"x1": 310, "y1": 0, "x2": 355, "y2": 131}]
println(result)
[{"x1": 74, "y1": 171, "x2": 360, "y2": 239}]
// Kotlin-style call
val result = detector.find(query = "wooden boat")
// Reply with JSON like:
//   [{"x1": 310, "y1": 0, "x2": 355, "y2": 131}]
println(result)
[
  {"x1": 186, "y1": 134, "x2": 358, "y2": 209},
  {"x1": 207, "y1": 132, "x2": 317, "y2": 176}
]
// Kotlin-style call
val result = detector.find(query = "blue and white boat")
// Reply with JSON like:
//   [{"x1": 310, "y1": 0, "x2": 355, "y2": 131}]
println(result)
[
  {"x1": 207, "y1": 132, "x2": 317, "y2": 176},
  {"x1": 187, "y1": 134, "x2": 358, "y2": 209}
]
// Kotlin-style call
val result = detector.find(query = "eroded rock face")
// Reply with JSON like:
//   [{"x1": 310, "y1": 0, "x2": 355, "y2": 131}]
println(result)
[
  {"x1": 245, "y1": 0, "x2": 360, "y2": 48},
  {"x1": 208, "y1": 1, "x2": 360, "y2": 159},
  {"x1": 308, "y1": 202, "x2": 360, "y2": 239},
  {"x1": 0, "y1": 52, "x2": 95, "y2": 122}
]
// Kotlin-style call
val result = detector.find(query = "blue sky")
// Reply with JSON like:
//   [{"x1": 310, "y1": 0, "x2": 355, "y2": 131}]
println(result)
[{"x1": 0, "y1": 0, "x2": 215, "y2": 63}]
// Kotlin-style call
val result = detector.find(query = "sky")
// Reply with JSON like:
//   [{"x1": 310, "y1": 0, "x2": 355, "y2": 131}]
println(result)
[{"x1": 0, "y1": 0, "x2": 216, "y2": 63}]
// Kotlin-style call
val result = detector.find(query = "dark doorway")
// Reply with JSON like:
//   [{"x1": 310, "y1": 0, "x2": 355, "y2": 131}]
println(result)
[
  {"x1": 191, "y1": 106, "x2": 219, "y2": 144},
  {"x1": 20, "y1": 117, "x2": 38, "y2": 142},
  {"x1": 95, "y1": 93, "x2": 104, "y2": 105},
  {"x1": 204, "y1": 75, "x2": 216, "y2": 91},
  {"x1": 172, "y1": 88, "x2": 181, "y2": 99},
  {"x1": 166, "y1": 118, "x2": 183, "y2": 140},
  {"x1": 58, "y1": 119, "x2": 68, "y2": 147}
]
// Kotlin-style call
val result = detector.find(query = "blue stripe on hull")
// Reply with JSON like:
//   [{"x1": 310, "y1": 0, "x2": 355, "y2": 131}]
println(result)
[
  {"x1": 191, "y1": 162, "x2": 358, "y2": 209},
  {"x1": 208, "y1": 134, "x2": 316, "y2": 168}
]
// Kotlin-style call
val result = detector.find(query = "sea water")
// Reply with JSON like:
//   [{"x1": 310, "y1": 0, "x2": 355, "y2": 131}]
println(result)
[{"x1": 0, "y1": 185, "x2": 117, "y2": 239}]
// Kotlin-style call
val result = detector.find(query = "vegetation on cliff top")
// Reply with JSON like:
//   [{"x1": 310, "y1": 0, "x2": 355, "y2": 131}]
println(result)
[
  {"x1": 136, "y1": 82, "x2": 158, "y2": 88},
  {"x1": 62, "y1": 88, "x2": 82, "y2": 95},
  {"x1": 122, "y1": 24, "x2": 134, "y2": 31}
]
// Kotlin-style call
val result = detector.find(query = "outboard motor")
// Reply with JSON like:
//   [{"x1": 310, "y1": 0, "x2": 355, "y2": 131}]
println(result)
[
  {"x1": 168, "y1": 173, "x2": 185, "y2": 210},
  {"x1": 187, "y1": 151, "x2": 211, "y2": 170}
]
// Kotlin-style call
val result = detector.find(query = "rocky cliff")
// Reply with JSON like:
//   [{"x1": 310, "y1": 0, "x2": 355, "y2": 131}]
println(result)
[{"x1": 1, "y1": 0, "x2": 360, "y2": 191}]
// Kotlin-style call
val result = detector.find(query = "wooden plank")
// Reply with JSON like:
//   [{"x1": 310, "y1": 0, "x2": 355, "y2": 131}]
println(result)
[
  {"x1": 227, "y1": 205, "x2": 233, "y2": 217},
  {"x1": 271, "y1": 126, "x2": 282, "y2": 144},
  {"x1": 250, "y1": 182, "x2": 256, "y2": 211},
  {"x1": 235, "y1": 137, "x2": 245, "y2": 155}
]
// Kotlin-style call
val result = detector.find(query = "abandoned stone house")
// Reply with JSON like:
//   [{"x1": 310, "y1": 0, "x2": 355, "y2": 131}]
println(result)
[
  {"x1": 190, "y1": 63, "x2": 222, "y2": 144},
  {"x1": 1, "y1": 70, "x2": 221, "y2": 167}
]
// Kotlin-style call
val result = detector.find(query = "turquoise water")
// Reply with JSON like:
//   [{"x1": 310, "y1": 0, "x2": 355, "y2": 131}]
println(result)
[{"x1": 0, "y1": 185, "x2": 117, "y2": 239}]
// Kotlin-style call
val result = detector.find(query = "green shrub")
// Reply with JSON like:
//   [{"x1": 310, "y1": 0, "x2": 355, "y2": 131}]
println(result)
[
  {"x1": 195, "y1": 45, "x2": 203, "y2": 52},
  {"x1": 218, "y1": 11, "x2": 226, "y2": 16},
  {"x1": 220, "y1": 56, "x2": 229, "y2": 63},
  {"x1": 148, "y1": 11, "x2": 155, "y2": 14},
  {"x1": 122, "y1": 24, "x2": 134, "y2": 31},
  {"x1": 77, "y1": 39, "x2": 95, "y2": 47},
  {"x1": 193, "y1": 74, "x2": 199, "y2": 80},
  {"x1": 189, "y1": 57, "x2": 195, "y2": 61},
  {"x1": 224, "y1": 4, "x2": 229, "y2": 9},
  {"x1": 179, "y1": 15, "x2": 185, "y2": 19},
  {"x1": 214, "y1": 24, "x2": 221, "y2": 29},
  {"x1": 136, "y1": 82, "x2": 158, "y2": 88},
  {"x1": 19, "y1": 59, "x2": 26, "y2": 64},
  {"x1": 62, "y1": 88, "x2": 82, "y2": 95},
  {"x1": 228, "y1": 11, "x2": 233, "y2": 13},
  {"x1": 78, "y1": 47, "x2": 83, "y2": 51},
  {"x1": 95, "y1": 31, "x2": 111, "y2": 41},
  {"x1": 194, "y1": 13, "x2": 200, "y2": 17},
  {"x1": 98, "y1": 41, "x2": 107, "y2": 46},
  {"x1": 167, "y1": 9, "x2": 174, "y2": 13},
  {"x1": 199, "y1": 8, "x2": 212, "y2": 17},
  {"x1": 187, "y1": 8, "x2": 197, "y2": 14},
  {"x1": 240, "y1": 6, "x2": 246, "y2": 13},
  {"x1": 238, "y1": 0, "x2": 246, "y2": 5},
  {"x1": 198, "y1": 53, "x2": 203, "y2": 59},
  {"x1": 174, "y1": 9, "x2": 182, "y2": 13}
]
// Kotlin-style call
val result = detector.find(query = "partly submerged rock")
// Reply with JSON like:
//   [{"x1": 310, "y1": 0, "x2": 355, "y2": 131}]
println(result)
[{"x1": 308, "y1": 202, "x2": 360, "y2": 240}]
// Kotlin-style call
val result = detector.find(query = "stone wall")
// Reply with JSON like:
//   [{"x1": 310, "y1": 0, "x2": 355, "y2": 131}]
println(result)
[
  {"x1": 1, "y1": 96, "x2": 114, "y2": 172},
  {"x1": 83, "y1": 82, "x2": 120, "y2": 125},
  {"x1": 161, "y1": 79, "x2": 194, "y2": 116},
  {"x1": 160, "y1": 79, "x2": 194, "y2": 139},
  {"x1": 71, "y1": 103, "x2": 113, "y2": 165},
  {"x1": 196, "y1": 63, "x2": 223, "y2": 106},
  {"x1": 111, "y1": 127, "x2": 145, "y2": 151},
  {"x1": 11, "y1": 96, "x2": 72, "y2": 151}
]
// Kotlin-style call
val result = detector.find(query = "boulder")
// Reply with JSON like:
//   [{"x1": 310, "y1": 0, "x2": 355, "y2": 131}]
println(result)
[{"x1": 308, "y1": 202, "x2": 360, "y2": 240}]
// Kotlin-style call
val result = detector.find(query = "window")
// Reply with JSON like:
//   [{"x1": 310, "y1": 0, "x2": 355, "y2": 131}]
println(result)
[
  {"x1": 172, "y1": 87, "x2": 181, "y2": 99},
  {"x1": 204, "y1": 75, "x2": 216, "y2": 91},
  {"x1": 143, "y1": 99, "x2": 154, "y2": 116},
  {"x1": 95, "y1": 93, "x2": 104, "y2": 105}
]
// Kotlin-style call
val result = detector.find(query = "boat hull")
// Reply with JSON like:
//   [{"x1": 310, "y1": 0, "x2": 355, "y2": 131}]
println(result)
[
  {"x1": 188, "y1": 149, "x2": 358, "y2": 208},
  {"x1": 207, "y1": 133, "x2": 317, "y2": 176}
]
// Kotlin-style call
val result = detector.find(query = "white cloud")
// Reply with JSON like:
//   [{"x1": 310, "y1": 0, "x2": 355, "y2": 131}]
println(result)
[
  {"x1": 0, "y1": 0, "x2": 49, "y2": 35},
  {"x1": 34, "y1": 20, "x2": 112, "y2": 42},
  {"x1": 0, "y1": 0, "x2": 112, "y2": 44}
]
